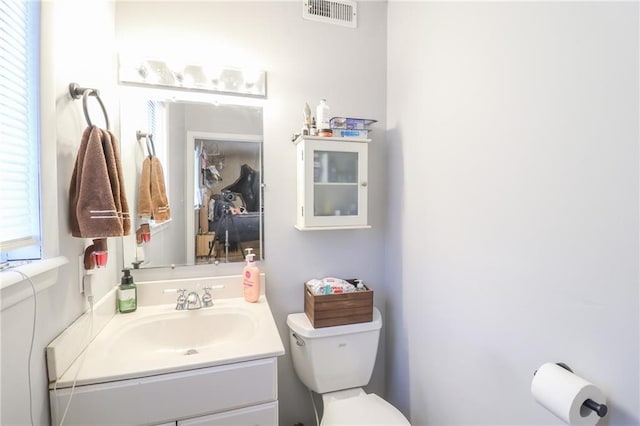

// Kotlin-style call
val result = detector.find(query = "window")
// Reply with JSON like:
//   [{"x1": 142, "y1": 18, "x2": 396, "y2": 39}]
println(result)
[{"x1": 0, "y1": 0, "x2": 42, "y2": 261}]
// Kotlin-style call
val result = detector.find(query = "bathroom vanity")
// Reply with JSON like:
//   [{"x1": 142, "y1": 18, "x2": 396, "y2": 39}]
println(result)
[{"x1": 46, "y1": 275, "x2": 285, "y2": 425}]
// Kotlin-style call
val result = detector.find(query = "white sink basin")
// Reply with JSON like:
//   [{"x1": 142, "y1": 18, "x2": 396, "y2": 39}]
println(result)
[
  {"x1": 48, "y1": 292, "x2": 285, "y2": 388},
  {"x1": 105, "y1": 307, "x2": 257, "y2": 357}
]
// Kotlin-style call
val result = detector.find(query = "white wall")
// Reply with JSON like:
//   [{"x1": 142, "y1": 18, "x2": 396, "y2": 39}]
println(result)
[
  {"x1": 115, "y1": 2, "x2": 388, "y2": 425},
  {"x1": 386, "y1": 2, "x2": 639, "y2": 425},
  {"x1": 1, "y1": 2, "x2": 119, "y2": 425}
]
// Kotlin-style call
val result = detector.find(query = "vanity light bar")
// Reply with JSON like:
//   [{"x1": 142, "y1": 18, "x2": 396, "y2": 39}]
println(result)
[{"x1": 118, "y1": 56, "x2": 267, "y2": 99}]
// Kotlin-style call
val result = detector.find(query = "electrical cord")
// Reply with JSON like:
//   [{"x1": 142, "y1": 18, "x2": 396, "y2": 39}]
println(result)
[
  {"x1": 309, "y1": 389, "x2": 320, "y2": 426},
  {"x1": 54, "y1": 294, "x2": 94, "y2": 426},
  {"x1": 4, "y1": 269, "x2": 38, "y2": 426}
]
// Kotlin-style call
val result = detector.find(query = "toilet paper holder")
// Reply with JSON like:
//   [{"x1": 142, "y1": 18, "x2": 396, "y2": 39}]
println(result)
[{"x1": 533, "y1": 362, "x2": 608, "y2": 418}]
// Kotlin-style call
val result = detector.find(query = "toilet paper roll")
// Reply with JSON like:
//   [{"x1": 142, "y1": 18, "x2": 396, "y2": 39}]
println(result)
[{"x1": 531, "y1": 363, "x2": 606, "y2": 425}]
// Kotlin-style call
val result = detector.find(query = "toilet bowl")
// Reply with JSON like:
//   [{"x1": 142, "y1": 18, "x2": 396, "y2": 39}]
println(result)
[
  {"x1": 321, "y1": 388, "x2": 409, "y2": 425},
  {"x1": 287, "y1": 308, "x2": 410, "y2": 425}
]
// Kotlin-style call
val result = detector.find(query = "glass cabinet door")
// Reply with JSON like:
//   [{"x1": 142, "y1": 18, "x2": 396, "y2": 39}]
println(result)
[{"x1": 313, "y1": 150, "x2": 359, "y2": 217}]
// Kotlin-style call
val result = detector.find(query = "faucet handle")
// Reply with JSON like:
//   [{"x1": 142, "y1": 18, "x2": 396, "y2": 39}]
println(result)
[
  {"x1": 177, "y1": 291, "x2": 188, "y2": 310},
  {"x1": 201, "y1": 285, "x2": 224, "y2": 308},
  {"x1": 201, "y1": 288, "x2": 213, "y2": 308},
  {"x1": 163, "y1": 288, "x2": 187, "y2": 310}
]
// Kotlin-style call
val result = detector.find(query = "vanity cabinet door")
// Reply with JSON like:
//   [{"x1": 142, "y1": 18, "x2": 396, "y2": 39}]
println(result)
[
  {"x1": 49, "y1": 358, "x2": 277, "y2": 425},
  {"x1": 177, "y1": 401, "x2": 277, "y2": 426},
  {"x1": 295, "y1": 136, "x2": 370, "y2": 230}
]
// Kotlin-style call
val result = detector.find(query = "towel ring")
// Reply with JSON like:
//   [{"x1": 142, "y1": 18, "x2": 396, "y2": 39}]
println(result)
[{"x1": 69, "y1": 82, "x2": 110, "y2": 130}]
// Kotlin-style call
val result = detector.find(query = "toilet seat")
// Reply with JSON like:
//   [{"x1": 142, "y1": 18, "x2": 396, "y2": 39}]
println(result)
[{"x1": 321, "y1": 388, "x2": 410, "y2": 425}]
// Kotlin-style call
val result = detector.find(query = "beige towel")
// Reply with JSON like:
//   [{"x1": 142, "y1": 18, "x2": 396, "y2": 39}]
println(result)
[
  {"x1": 138, "y1": 156, "x2": 170, "y2": 223},
  {"x1": 69, "y1": 126, "x2": 131, "y2": 237}
]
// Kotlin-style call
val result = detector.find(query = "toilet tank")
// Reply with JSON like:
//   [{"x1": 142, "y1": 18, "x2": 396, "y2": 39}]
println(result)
[{"x1": 286, "y1": 307, "x2": 382, "y2": 394}]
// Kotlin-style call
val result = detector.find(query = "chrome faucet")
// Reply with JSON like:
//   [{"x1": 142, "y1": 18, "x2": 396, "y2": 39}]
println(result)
[
  {"x1": 186, "y1": 291, "x2": 202, "y2": 310},
  {"x1": 163, "y1": 285, "x2": 225, "y2": 310}
]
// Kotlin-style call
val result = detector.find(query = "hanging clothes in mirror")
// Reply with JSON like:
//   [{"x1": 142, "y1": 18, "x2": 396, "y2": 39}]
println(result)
[{"x1": 223, "y1": 164, "x2": 260, "y2": 212}]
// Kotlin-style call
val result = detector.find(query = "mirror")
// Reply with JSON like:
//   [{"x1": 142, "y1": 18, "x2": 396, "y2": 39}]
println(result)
[{"x1": 120, "y1": 87, "x2": 264, "y2": 269}]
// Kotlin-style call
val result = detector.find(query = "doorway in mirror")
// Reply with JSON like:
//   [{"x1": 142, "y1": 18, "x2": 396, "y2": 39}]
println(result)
[{"x1": 193, "y1": 136, "x2": 263, "y2": 264}]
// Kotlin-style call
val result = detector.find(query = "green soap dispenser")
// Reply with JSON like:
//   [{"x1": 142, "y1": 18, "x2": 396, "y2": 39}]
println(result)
[{"x1": 118, "y1": 268, "x2": 137, "y2": 313}]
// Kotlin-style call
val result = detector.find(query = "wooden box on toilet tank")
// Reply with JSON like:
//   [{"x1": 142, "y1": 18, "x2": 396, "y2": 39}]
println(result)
[{"x1": 304, "y1": 283, "x2": 373, "y2": 328}]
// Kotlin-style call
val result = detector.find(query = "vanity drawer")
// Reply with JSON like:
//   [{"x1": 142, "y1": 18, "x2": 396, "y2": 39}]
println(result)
[
  {"x1": 178, "y1": 401, "x2": 277, "y2": 426},
  {"x1": 50, "y1": 357, "x2": 277, "y2": 426}
]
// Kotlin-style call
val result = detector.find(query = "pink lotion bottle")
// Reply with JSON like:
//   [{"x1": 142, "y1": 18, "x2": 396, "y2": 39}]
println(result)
[{"x1": 243, "y1": 248, "x2": 260, "y2": 302}]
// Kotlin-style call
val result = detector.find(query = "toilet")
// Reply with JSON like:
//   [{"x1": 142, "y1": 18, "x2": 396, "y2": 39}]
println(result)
[{"x1": 287, "y1": 308, "x2": 410, "y2": 425}]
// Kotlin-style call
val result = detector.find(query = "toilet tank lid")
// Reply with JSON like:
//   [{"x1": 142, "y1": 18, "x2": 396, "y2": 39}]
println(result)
[{"x1": 286, "y1": 307, "x2": 381, "y2": 338}]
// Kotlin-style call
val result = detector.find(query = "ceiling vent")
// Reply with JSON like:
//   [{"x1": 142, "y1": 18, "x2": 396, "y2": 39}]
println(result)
[{"x1": 303, "y1": 0, "x2": 357, "y2": 29}]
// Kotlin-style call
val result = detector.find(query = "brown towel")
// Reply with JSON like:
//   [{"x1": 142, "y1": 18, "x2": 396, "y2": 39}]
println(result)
[
  {"x1": 138, "y1": 156, "x2": 170, "y2": 223},
  {"x1": 104, "y1": 129, "x2": 131, "y2": 235},
  {"x1": 69, "y1": 126, "x2": 131, "y2": 237}
]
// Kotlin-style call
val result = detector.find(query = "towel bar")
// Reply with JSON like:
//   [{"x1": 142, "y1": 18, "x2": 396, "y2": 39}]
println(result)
[
  {"x1": 136, "y1": 130, "x2": 156, "y2": 157},
  {"x1": 69, "y1": 82, "x2": 110, "y2": 130}
]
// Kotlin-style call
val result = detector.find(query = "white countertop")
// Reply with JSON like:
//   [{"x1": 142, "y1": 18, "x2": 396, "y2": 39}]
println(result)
[{"x1": 48, "y1": 290, "x2": 285, "y2": 389}]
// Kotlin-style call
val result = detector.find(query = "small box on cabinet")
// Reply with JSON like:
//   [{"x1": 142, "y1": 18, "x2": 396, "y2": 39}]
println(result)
[
  {"x1": 304, "y1": 283, "x2": 373, "y2": 328},
  {"x1": 329, "y1": 117, "x2": 377, "y2": 130}
]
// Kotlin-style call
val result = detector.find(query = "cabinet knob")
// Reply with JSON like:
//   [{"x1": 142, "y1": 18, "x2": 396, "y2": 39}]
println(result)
[{"x1": 361, "y1": 182, "x2": 368, "y2": 187}]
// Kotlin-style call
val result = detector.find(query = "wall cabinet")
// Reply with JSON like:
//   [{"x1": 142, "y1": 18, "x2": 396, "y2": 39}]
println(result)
[{"x1": 294, "y1": 136, "x2": 370, "y2": 230}]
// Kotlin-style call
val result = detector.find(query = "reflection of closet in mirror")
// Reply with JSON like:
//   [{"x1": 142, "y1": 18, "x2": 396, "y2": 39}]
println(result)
[{"x1": 187, "y1": 132, "x2": 263, "y2": 265}]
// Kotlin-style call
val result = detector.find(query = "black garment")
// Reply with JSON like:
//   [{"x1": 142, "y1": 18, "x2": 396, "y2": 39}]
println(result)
[{"x1": 223, "y1": 164, "x2": 260, "y2": 212}]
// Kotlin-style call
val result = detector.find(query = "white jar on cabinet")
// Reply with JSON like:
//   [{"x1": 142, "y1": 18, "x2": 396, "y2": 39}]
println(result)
[{"x1": 294, "y1": 135, "x2": 370, "y2": 230}]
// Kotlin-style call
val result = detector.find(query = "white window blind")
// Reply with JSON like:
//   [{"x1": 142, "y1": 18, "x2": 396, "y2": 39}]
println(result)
[
  {"x1": 147, "y1": 100, "x2": 169, "y2": 201},
  {"x1": 0, "y1": 0, "x2": 41, "y2": 259}
]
